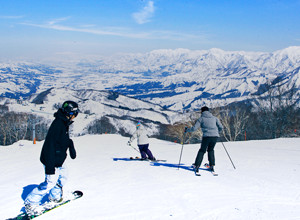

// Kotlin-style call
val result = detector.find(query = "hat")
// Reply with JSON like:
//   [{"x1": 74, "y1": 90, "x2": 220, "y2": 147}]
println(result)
[{"x1": 201, "y1": 106, "x2": 209, "y2": 112}]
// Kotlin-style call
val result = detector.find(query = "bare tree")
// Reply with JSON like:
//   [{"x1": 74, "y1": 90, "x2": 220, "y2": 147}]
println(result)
[
  {"x1": 253, "y1": 79, "x2": 299, "y2": 138},
  {"x1": 87, "y1": 116, "x2": 117, "y2": 135},
  {"x1": 9, "y1": 113, "x2": 29, "y2": 142},
  {"x1": 0, "y1": 115, "x2": 10, "y2": 145},
  {"x1": 214, "y1": 106, "x2": 248, "y2": 141},
  {"x1": 0, "y1": 112, "x2": 48, "y2": 145},
  {"x1": 0, "y1": 112, "x2": 28, "y2": 145},
  {"x1": 166, "y1": 111, "x2": 203, "y2": 144},
  {"x1": 166, "y1": 122, "x2": 187, "y2": 144}
]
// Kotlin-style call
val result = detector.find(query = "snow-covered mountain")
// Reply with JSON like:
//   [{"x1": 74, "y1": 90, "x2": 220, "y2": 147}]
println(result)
[
  {"x1": 1, "y1": 46, "x2": 300, "y2": 111},
  {"x1": 2, "y1": 87, "x2": 184, "y2": 137}
]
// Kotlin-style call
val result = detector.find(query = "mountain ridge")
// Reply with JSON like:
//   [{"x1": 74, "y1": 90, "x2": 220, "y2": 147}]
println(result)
[
  {"x1": 1, "y1": 46, "x2": 299, "y2": 111},
  {"x1": 2, "y1": 87, "x2": 184, "y2": 137}
]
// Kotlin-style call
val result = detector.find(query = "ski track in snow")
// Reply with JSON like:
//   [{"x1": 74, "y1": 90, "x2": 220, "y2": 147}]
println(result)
[{"x1": 1, "y1": 134, "x2": 300, "y2": 220}]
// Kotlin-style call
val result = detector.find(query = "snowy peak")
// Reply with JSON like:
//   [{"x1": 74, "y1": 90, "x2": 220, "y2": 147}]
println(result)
[{"x1": 1, "y1": 47, "x2": 300, "y2": 111}]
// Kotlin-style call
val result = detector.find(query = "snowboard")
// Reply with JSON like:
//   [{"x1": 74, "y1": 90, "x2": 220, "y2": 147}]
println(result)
[
  {"x1": 7, "y1": 191, "x2": 83, "y2": 220},
  {"x1": 129, "y1": 156, "x2": 167, "y2": 162}
]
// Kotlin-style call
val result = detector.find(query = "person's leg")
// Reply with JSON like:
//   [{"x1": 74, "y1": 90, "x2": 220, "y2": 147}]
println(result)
[
  {"x1": 138, "y1": 144, "x2": 147, "y2": 159},
  {"x1": 194, "y1": 137, "x2": 209, "y2": 169},
  {"x1": 49, "y1": 165, "x2": 68, "y2": 201},
  {"x1": 207, "y1": 137, "x2": 218, "y2": 167},
  {"x1": 144, "y1": 144, "x2": 155, "y2": 160},
  {"x1": 25, "y1": 173, "x2": 58, "y2": 206}
]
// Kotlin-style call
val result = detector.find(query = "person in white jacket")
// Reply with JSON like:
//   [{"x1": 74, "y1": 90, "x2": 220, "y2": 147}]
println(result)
[{"x1": 128, "y1": 122, "x2": 156, "y2": 160}]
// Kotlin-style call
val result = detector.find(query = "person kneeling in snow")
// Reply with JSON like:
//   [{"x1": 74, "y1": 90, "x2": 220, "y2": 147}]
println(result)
[
  {"x1": 185, "y1": 106, "x2": 223, "y2": 175},
  {"x1": 128, "y1": 122, "x2": 156, "y2": 161},
  {"x1": 24, "y1": 101, "x2": 79, "y2": 216}
]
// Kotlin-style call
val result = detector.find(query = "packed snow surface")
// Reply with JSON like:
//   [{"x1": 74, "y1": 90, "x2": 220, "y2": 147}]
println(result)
[{"x1": 1, "y1": 134, "x2": 300, "y2": 220}]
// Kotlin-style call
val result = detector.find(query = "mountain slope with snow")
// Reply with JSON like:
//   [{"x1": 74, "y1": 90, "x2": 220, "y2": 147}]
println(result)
[
  {"x1": 1, "y1": 135, "x2": 299, "y2": 219},
  {"x1": 4, "y1": 87, "x2": 184, "y2": 136},
  {"x1": 1, "y1": 47, "x2": 299, "y2": 111}
]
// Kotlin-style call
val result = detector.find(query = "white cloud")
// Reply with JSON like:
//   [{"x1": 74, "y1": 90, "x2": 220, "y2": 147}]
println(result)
[
  {"x1": 19, "y1": 16, "x2": 207, "y2": 42},
  {"x1": 47, "y1": 17, "x2": 71, "y2": 25},
  {"x1": 132, "y1": 1, "x2": 155, "y2": 24},
  {"x1": 20, "y1": 20, "x2": 150, "y2": 39}
]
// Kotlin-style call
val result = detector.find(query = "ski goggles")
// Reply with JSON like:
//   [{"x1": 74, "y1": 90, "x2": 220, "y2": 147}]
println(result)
[{"x1": 69, "y1": 109, "x2": 79, "y2": 117}]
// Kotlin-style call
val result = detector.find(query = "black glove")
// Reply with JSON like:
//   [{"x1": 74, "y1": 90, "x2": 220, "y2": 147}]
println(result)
[{"x1": 184, "y1": 127, "x2": 188, "y2": 133}]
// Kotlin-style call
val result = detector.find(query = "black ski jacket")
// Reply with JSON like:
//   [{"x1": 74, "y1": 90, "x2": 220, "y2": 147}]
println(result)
[{"x1": 40, "y1": 109, "x2": 76, "y2": 175}]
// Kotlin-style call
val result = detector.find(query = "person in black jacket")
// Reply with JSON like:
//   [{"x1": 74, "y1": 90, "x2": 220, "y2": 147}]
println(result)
[{"x1": 25, "y1": 101, "x2": 79, "y2": 216}]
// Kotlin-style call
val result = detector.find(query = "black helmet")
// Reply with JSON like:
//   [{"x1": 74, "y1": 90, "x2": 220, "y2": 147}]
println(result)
[{"x1": 62, "y1": 101, "x2": 79, "y2": 117}]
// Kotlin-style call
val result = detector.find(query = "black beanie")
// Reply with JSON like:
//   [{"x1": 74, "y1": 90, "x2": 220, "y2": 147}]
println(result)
[{"x1": 201, "y1": 106, "x2": 209, "y2": 112}]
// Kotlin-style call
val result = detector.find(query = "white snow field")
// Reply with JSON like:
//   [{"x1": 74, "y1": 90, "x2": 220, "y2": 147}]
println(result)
[{"x1": 1, "y1": 134, "x2": 300, "y2": 220}]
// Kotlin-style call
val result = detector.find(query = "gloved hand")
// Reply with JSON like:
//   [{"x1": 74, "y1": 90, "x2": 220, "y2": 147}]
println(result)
[{"x1": 184, "y1": 127, "x2": 188, "y2": 133}]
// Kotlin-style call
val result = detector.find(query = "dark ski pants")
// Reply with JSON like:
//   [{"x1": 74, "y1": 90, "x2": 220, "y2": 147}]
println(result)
[
  {"x1": 194, "y1": 136, "x2": 218, "y2": 169},
  {"x1": 138, "y1": 144, "x2": 154, "y2": 160}
]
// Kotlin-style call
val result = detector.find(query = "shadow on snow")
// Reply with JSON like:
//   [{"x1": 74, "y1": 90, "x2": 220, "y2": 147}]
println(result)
[
  {"x1": 18, "y1": 184, "x2": 48, "y2": 213},
  {"x1": 113, "y1": 157, "x2": 194, "y2": 171}
]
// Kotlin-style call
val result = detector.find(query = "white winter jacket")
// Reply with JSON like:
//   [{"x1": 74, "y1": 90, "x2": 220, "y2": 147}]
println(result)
[{"x1": 130, "y1": 125, "x2": 149, "y2": 145}]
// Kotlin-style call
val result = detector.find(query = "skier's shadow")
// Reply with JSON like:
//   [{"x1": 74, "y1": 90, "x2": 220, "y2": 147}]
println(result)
[
  {"x1": 19, "y1": 184, "x2": 48, "y2": 212},
  {"x1": 113, "y1": 157, "x2": 193, "y2": 171},
  {"x1": 150, "y1": 163, "x2": 210, "y2": 172},
  {"x1": 113, "y1": 158, "x2": 135, "y2": 161},
  {"x1": 149, "y1": 162, "x2": 193, "y2": 171}
]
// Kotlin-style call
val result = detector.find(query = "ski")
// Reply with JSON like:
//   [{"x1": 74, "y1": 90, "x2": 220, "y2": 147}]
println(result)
[
  {"x1": 129, "y1": 157, "x2": 166, "y2": 162},
  {"x1": 7, "y1": 191, "x2": 83, "y2": 220},
  {"x1": 204, "y1": 163, "x2": 218, "y2": 176}
]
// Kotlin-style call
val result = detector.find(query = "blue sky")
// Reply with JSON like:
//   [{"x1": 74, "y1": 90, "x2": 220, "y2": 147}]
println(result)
[{"x1": 0, "y1": 0, "x2": 300, "y2": 60}]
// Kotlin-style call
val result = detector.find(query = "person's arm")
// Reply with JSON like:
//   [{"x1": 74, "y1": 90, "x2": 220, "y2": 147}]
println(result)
[
  {"x1": 186, "y1": 118, "x2": 201, "y2": 133},
  {"x1": 216, "y1": 118, "x2": 223, "y2": 133},
  {"x1": 69, "y1": 139, "x2": 76, "y2": 159},
  {"x1": 129, "y1": 130, "x2": 137, "y2": 143}
]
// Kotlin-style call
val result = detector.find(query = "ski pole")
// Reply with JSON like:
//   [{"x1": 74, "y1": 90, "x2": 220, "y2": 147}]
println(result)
[
  {"x1": 221, "y1": 141, "x2": 236, "y2": 169},
  {"x1": 177, "y1": 133, "x2": 186, "y2": 170},
  {"x1": 128, "y1": 142, "x2": 140, "y2": 153}
]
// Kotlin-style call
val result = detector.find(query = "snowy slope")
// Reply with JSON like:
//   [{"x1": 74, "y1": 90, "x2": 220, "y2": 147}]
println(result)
[
  {"x1": 1, "y1": 135, "x2": 299, "y2": 220},
  {"x1": 4, "y1": 87, "x2": 184, "y2": 136}
]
